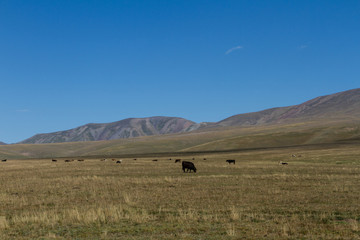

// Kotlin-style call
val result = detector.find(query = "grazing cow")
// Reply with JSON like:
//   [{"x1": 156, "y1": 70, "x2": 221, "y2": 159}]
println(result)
[
  {"x1": 279, "y1": 161, "x2": 288, "y2": 165},
  {"x1": 116, "y1": 160, "x2": 122, "y2": 164},
  {"x1": 77, "y1": 159, "x2": 84, "y2": 162},
  {"x1": 64, "y1": 160, "x2": 71, "y2": 162},
  {"x1": 101, "y1": 159, "x2": 106, "y2": 161},
  {"x1": 192, "y1": 158, "x2": 195, "y2": 160},
  {"x1": 133, "y1": 158, "x2": 137, "y2": 161},
  {"x1": 1, "y1": 159, "x2": 7, "y2": 162},
  {"x1": 203, "y1": 158, "x2": 207, "y2": 160},
  {"x1": 175, "y1": 159, "x2": 181, "y2": 163},
  {"x1": 152, "y1": 159, "x2": 158, "y2": 162},
  {"x1": 226, "y1": 159, "x2": 236, "y2": 164},
  {"x1": 52, "y1": 159, "x2": 57, "y2": 162},
  {"x1": 182, "y1": 161, "x2": 197, "y2": 173}
]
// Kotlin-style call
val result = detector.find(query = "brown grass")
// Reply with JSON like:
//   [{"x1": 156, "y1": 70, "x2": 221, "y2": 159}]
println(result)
[
  {"x1": 0, "y1": 143, "x2": 360, "y2": 239},
  {"x1": 2, "y1": 119, "x2": 360, "y2": 160}
]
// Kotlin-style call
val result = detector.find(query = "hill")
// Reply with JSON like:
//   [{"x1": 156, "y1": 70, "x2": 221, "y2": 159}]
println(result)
[
  {"x1": 0, "y1": 88, "x2": 359, "y2": 159},
  {"x1": 18, "y1": 88, "x2": 360, "y2": 144},
  {"x1": 20, "y1": 117, "x2": 196, "y2": 144},
  {"x1": 216, "y1": 88, "x2": 360, "y2": 127},
  {"x1": 2, "y1": 118, "x2": 360, "y2": 159}
]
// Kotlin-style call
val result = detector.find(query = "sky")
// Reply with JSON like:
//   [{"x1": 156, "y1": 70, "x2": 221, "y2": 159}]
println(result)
[{"x1": 0, "y1": 0, "x2": 359, "y2": 143}]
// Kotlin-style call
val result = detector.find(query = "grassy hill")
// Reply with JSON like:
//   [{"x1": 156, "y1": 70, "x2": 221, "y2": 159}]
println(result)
[
  {"x1": 216, "y1": 88, "x2": 360, "y2": 127},
  {"x1": 2, "y1": 118, "x2": 360, "y2": 159},
  {"x1": 20, "y1": 116, "x2": 196, "y2": 144},
  {"x1": 15, "y1": 88, "x2": 360, "y2": 145},
  {"x1": 2, "y1": 88, "x2": 360, "y2": 159}
]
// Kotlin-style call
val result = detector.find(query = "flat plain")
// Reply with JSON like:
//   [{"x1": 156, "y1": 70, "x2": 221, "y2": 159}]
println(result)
[{"x1": 0, "y1": 143, "x2": 360, "y2": 239}]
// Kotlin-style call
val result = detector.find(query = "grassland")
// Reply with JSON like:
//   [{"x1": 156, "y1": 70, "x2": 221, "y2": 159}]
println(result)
[
  {"x1": 2, "y1": 119, "x2": 360, "y2": 160},
  {"x1": 0, "y1": 143, "x2": 360, "y2": 239}
]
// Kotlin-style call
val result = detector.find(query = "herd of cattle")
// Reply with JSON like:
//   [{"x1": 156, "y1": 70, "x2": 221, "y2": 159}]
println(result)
[
  {"x1": 52, "y1": 157, "x2": 239, "y2": 173},
  {"x1": 48, "y1": 157, "x2": 229, "y2": 173},
  {"x1": 0, "y1": 157, "x2": 238, "y2": 173},
  {"x1": 1, "y1": 154, "x2": 295, "y2": 173}
]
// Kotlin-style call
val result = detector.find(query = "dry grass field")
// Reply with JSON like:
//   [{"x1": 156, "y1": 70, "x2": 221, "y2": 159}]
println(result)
[{"x1": 0, "y1": 143, "x2": 360, "y2": 239}]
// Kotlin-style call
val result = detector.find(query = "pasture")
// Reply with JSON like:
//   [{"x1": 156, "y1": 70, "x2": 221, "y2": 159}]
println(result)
[{"x1": 0, "y1": 143, "x2": 360, "y2": 239}]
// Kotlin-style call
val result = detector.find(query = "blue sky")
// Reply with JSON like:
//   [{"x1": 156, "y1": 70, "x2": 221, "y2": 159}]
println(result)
[{"x1": 1, "y1": 0, "x2": 359, "y2": 143}]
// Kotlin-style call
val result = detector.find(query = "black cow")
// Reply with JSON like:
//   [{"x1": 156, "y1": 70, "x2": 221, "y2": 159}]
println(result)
[
  {"x1": 116, "y1": 160, "x2": 122, "y2": 164},
  {"x1": 226, "y1": 159, "x2": 236, "y2": 164},
  {"x1": 182, "y1": 161, "x2": 197, "y2": 173},
  {"x1": 52, "y1": 159, "x2": 57, "y2": 162},
  {"x1": 175, "y1": 159, "x2": 181, "y2": 163},
  {"x1": 1, "y1": 159, "x2": 7, "y2": 162}
]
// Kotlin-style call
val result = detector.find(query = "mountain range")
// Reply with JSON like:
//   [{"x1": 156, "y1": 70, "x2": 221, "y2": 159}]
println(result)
[
  {"x1": 18, "y1": 88, "x2": 360, "y2": 144},
  {"x1": 1, "y1": 88, "x2": 360, "y2": 159},
  {"x1": 217, "y1": 87, "x2": 360, "y2": 127},
  {"x1": 20, "y1": 117, "x2": 196, "y2": 144}
]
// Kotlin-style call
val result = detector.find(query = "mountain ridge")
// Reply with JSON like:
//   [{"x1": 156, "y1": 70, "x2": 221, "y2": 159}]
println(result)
[
  {"x1": 215, "y1": 88, "x2": 360, "y2": 127},
  {"x1": 20, "y1": 116, "x2": 196, "y2": 144},
  {"x1": 13, "y1": 88, "x2": 360, "y2": 144}
]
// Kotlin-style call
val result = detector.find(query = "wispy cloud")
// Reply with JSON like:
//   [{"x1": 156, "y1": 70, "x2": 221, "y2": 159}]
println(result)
[{"x1": 225, "y1": 45, "x2": 243, "y2": 55}]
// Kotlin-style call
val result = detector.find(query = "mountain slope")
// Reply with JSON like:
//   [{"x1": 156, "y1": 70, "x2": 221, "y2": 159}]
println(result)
[
  {"x1": 3, "y1": 119, "x2": 360, "y2": 159},
  {"x1": 20, "y1": 117, "x2": 196, "y2": 144},
  {"x1": 17, "y1": 88, "x2": 360, "y2": 145},
  {"x1": 216, "y1": 88, "x2": 360, "y2": 127}
]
